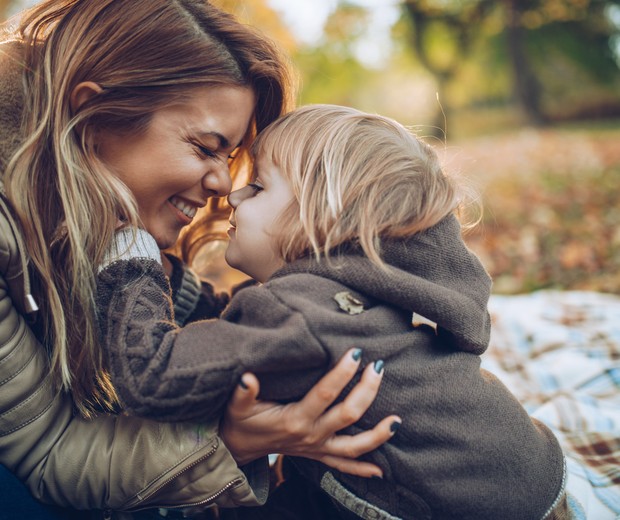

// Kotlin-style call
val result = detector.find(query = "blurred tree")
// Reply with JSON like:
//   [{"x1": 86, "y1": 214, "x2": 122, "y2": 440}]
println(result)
[
  {"x1": 401, "y1": 0, "x2": 496, "y2": 135},
  {"x1": 212, "y1": 0, "x2": 297, "y2": 54},
  {"x1": 0, "y1": 0, "x2": 16, "y2": 21},
  {"x1": 504, "y1": 0, "x2": 548, "y2": 125},
  {"x1": 295, "y1": 3, "x2": 373, "y2": 107},
  {"x1": 400, "y1": 0, "x2": 620, "y2": 129}
]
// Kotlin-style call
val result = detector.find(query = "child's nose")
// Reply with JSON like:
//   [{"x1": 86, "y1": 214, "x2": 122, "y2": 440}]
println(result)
[{"x1": 227, "y1": 184, "x2": 253, "y2": 208}]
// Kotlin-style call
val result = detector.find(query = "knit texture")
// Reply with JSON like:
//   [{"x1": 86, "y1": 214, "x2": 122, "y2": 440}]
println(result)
[
  {"x1": 96, "y1": 215, "x2": 565, "y2": 519},
  {"x1": 165, "y1": 253, "x2": 230, "y2": 325}
]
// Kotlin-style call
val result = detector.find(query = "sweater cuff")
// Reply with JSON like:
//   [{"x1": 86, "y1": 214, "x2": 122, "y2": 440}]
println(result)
[
  {"x1": 173, "y1": 264, "x2": 202, "y2": 326},
  {"x1": 99, "y1": 228, "x2": 161, "y2": 272}
]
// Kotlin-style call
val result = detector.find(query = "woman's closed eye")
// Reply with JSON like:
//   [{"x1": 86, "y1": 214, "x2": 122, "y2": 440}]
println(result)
[
  {"x1": 192, "y1": 142, "x2": 217, "y2": 159},
  {"x1": 191, "y1": 140, "x2": 228, "y2": 163}
]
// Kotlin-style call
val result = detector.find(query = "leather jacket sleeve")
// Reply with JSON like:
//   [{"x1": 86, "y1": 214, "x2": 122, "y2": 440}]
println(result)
[{"x1": 0, "y1": 208, "x2": 268, "y2": 512}]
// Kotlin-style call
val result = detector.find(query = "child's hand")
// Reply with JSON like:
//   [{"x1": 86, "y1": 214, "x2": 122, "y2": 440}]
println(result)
[{"x1": 220, "y1": 348, "x2": 401, "y2": 478}]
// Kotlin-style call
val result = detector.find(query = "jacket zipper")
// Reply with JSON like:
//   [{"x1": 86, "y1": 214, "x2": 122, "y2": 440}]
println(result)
[{"x1": 122, "y1": 440, "x2": 244, "y2": 512}]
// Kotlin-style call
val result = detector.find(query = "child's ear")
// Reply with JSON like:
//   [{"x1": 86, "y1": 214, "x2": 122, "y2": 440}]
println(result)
[{"x1": 70, "y1": 81, "x2": 103, "y2": 114}]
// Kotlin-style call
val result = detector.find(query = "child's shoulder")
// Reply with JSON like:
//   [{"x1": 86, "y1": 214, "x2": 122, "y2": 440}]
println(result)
[
  {"x1": 222, "y1": 272, "x2": 348, "y2": 322},
  {"x1": 264, "y1": 271, "x2": 372, "y2": 316},
  {"x1": 267, "y1": 271, "x2": 349, "y2": 298}
]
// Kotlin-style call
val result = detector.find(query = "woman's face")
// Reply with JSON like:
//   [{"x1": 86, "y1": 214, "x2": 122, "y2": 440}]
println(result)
[{"x1": 97, "y1": 85, "x2": 255, "y2": 249}]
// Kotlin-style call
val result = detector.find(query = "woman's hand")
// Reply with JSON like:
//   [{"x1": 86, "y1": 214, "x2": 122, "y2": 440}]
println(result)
[{"x1": 220, "y1": 349, "x2": 401, "y2": 478}]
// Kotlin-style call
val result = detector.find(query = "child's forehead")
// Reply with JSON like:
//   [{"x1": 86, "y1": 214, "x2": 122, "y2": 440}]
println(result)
[{"x1": 251, "y1": 150, "x2": 272, "y2": 178}]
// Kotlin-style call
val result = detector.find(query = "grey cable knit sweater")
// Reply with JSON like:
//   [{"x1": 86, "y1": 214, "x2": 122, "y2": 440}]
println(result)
[{"x1": 97, "y1": 215, "x2": 566, "y2": 520}]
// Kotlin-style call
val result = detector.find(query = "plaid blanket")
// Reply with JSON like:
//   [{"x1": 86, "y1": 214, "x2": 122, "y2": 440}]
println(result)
[{"x1": 482, "y1": 291, "x2": 620, "y2": 519}]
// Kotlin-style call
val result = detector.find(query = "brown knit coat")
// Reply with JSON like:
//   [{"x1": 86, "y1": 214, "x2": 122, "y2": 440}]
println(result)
[{"x1": 97, "y1": 216, "x2": 566, "y2": 520}]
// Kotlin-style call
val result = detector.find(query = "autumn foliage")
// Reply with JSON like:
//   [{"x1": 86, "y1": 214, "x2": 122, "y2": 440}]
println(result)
[{"x1": 453, "y1": 125, "x2": 620, "y2": 294}]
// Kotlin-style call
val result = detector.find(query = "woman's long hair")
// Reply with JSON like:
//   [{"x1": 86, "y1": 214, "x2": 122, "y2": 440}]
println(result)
[{"x1": 3, "y1": 0, "x2": 293, "y2": 416}]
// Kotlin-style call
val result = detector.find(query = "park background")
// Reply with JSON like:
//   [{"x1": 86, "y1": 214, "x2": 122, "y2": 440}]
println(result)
[{"x1": 2, "y1": 0, "x2": 620, "y2": 294}]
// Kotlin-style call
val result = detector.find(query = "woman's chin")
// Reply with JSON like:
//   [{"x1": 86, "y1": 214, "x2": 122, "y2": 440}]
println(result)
[{"x1": 149, "y1": 230, "x2": 177, "y2": 252}]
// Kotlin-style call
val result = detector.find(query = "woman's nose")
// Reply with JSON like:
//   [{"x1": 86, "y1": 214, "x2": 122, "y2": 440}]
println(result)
[
  {"x1": 227, "y1": 184, "x2": 254, "y2": 208},
  {"x1": 202, "y1": 162, "x2": 233, "y2": 197}
]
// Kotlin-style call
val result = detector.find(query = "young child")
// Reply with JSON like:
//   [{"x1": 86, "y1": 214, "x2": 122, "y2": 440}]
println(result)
[{"x1": 97, "y1": 105, "x2": 568, "y2": 520}]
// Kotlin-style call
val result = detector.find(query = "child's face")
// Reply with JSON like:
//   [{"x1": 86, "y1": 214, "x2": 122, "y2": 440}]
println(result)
[{"x1": 225, "y1": 152, "x2": 295, "y2": 282}]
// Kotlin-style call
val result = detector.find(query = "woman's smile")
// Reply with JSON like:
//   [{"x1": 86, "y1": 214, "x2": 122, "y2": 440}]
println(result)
[
  {"x1": 97, "y1": 85, "x2": 255, "y2": 250},
  {"x1": 168, "y1": 196, "x2": 200, "y2": 222}
]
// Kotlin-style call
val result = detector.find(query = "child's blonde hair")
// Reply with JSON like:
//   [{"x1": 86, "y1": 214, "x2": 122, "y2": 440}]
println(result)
[{"x1": 252, "y1": 104, "x2": 460, "y2": 266}]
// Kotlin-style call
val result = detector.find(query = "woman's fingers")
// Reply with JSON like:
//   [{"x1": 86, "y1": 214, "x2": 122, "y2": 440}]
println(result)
[
  {"x1": 314, "y1": 359, "x2": 386, "y2": 434},
  {"x1": 295, "y1": 348, "x2": 362, "y2": 419},
  {"x1": 220, "y1": 350, "x2": 400, "y2": 473},
  {"x1": 226, "y1": 372, "x2": 261, "y2": 420},
  {"x1": 317, "y1": 415, "x2": 401, "y2": 461},
  {"x1": 315, "y1": 455, "x2": 384, "y2": 479}
]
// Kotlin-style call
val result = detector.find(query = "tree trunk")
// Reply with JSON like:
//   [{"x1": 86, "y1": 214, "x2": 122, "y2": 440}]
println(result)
[{"x1": 505, "y1": 0, "x2": 548, "y2": 126}]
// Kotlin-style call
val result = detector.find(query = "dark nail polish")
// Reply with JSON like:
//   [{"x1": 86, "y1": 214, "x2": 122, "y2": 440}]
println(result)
[
  {"x1": 352, "y1": 348, "x2": 362, "y2": 361},
  {"x1": 374, "y1": 360, "x2": 384, "y2": 374},
  {"x1": 390, "y1": 421, "x2": 401, "y2": 433},
  {"x1": 371, "y1": 475, "x2": 383, "y2": 480},
  {"x1": 239, "y1": 378, "x2": 248, "y2": 390}
]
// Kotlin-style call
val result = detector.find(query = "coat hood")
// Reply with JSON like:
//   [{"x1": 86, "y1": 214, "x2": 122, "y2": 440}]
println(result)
[
  {"x1": 0, "y1": 39, "x2": 26, "y2": 180},
  {"x1": 274, "y1": 214, "x2": 493, "y2": 355}
]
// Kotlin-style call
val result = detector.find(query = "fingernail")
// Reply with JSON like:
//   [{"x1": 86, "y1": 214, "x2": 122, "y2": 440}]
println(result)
[
  {"x1": 238, "y1": 377, "x2": 248, "y2": 390},
  {"x1": 352, "y1": 348, "x2": 362, "y2": 361},
  {"x1": 374, "y1": 360, "x2": 384, "y2": 374},
  {"x1": 390, "y1": 421, "x2": 401, "y2": 433},
  {"x1": 371, "y1": 474, "x2": 383, "y2": 480}
]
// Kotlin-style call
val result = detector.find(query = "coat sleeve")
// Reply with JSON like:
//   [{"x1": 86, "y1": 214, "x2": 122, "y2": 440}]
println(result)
[
  {"x1": 165, "y1": 252, "x2": 231, "y2": 324},
  {"x1": 97, "y1": 258, "x2": 330, "y2": 423}
]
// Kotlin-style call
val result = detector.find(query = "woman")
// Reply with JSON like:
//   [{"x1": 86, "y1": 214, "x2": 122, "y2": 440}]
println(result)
[{"x1": 0, "y1": 1, "x2": 393, "y2": 517}]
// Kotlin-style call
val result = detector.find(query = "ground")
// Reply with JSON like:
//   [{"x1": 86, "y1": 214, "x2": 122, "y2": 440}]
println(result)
[{"x1": 446, "y1": 122, "x2": 620, "y2": 294}]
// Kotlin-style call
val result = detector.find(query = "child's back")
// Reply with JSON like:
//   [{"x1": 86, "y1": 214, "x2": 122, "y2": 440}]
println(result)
[{"x1": 218, "y1": 214, "x2": 565, "y2": 520}]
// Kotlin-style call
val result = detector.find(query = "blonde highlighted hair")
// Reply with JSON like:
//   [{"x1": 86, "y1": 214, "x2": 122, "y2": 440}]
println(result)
[
  {"x1": 253, "y1": 104, "x2": 461, "y2": 266},
  {"x1": 2, "y1": 0, "x2": 292, "y2": 416}
]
